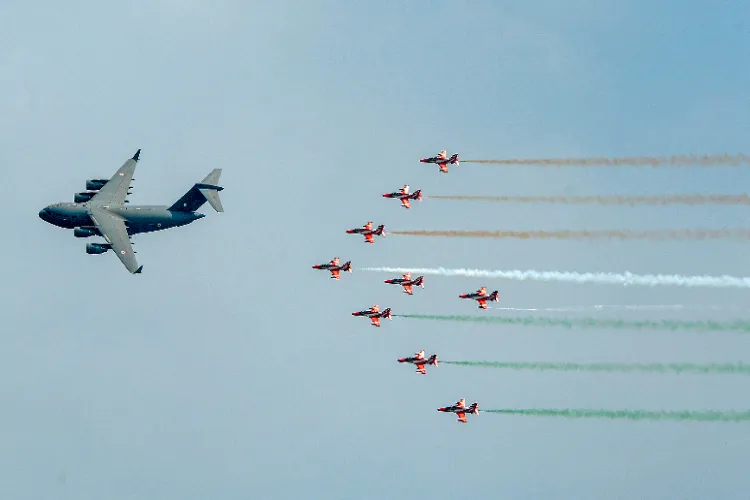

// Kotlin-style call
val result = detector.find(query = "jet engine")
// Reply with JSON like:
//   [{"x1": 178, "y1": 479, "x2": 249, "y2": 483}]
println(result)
[
  {"x1": 86, "y1": 179, "x2": 108, "y2": 190},
  {"x1": 86, "y1": 242, "x2": 111, "y2": 254},
  {"x1": 74, "y1": 191, "x2": 97, "y2": 203},
  {"x1": 74, "y1": 227, "x2": 101, "y2": 238}
]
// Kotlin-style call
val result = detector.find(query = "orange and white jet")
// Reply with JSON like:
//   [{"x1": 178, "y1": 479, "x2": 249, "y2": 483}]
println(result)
[
  {"x1": 346, "y1": 221, "x2": 386, "y2": 243},
  {"x1": 458, "y1": 286, "x2": 499, "y2": 309},
  {"x1": 382, "y1": 184, "x2": 422, "y2": 209},
  {"x1": 420, "y1": 150, "x2": 460, "y2": 173},
  {"x1": 383, "y1": 272, "x2": 424, "y2": 295},
  {"x1": 312, "y1": 257, "x2": 352, "y2": 280},
  {"x1": 398, "y1": 350, "x2": 438, "y2": 374},
  {"x1": 351, "y1": 304, "x2": 392, "y2": 327},
  {"x1": 437, "y1": 398, "x2": 479, "y2": 423}
]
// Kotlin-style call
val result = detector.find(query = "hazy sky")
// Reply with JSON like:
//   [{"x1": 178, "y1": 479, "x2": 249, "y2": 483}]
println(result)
[{"x1": 2, "y1": 1, "x2": 750, "y2": 498}]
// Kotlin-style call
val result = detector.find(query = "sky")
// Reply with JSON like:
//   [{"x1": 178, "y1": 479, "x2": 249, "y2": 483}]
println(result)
[{"x1": 2, "y1": 0, "x2": 750, "y2": 498}]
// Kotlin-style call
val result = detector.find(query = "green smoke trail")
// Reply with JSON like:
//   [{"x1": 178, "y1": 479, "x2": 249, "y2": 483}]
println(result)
[
  {"x1": 442, "y1": 360, "x2": 750, "y2": 374},
  {"x1": 394, "y1": 314, "x2": 750, "y2": 332},
  {"x1": 482, "y1": 409, "x2": 750, "y2": 422}
]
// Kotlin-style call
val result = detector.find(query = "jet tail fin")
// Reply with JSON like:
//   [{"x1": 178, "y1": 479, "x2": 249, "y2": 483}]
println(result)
[{"x1": 169, "y1": 169, "x2": 224, "y2": 213}]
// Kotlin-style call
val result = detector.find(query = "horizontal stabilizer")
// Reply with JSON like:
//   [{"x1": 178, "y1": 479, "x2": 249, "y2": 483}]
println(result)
[{"x1": 169, "y1": 168, "x2": 224, "y2": 212}]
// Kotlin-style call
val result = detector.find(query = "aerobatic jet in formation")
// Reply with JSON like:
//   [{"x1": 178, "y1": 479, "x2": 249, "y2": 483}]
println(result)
[
  {"x1": 312, "y1": 257, "x2": 352, "y2": 280},
  {"x1": 398, "y1": 350, "x2": 438, "y2": 374},
  {"x1": 382, "y1": 184, "x2": 422, "y2": 209},
  {"x1": 351, "y1": 304, "x2": 392, "y2": 327},
  {"x1": 438, "y1": 398, "x2": 479, "y2": 423},
  {"x1": 459, "y1": 287, "x2": 499, "y2": 309},
  {"x1": 420, "y1": 150, "x2": 460, "y2": 173},
  {"x1": 384, "y1": 273, "x2": 425, "y2": 295},
  {"x1": 38, "y1": 149, "x2": 224, "y2": 274},
  {"x1": 346, "y1": 221, "x2": 386, "y2": 243}
]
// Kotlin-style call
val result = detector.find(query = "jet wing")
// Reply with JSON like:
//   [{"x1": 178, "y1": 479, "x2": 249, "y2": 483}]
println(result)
[
  {"x1": 331, "y1": 269, "x2": 340, "y2": 279},
  {"x1": 456, "y1": 412, "x2": 467, "y2": 423},
  {"x1": 89, "y1": 149, "x2": 140, "y2": 206},
  {"x1": 416, "y1": 363, "x2": 426, "y2": 374},
  {"x1": 477, "y1": 299, "x2": 487, "y2": 308},
  {"x1": 401, "y1": 199, "x2": 411, "y2": 209},
  {"x1": 370, "y1": 316, "x2": 380, "y2": 327},
  {"x1": 403, "y1": 284, "x2": 413, "y2": 295},
  {"x1": 89, "y1": 207, "x2": 142, "y2": 273},
  {"x1": 364, "y1": 233, "x2": 374, "y2": 243}
]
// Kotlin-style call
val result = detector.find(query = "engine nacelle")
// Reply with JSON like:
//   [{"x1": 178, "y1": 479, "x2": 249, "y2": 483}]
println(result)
[
  {"x1": 74, "y1": 191, "x2": 97, "y2": 203},
  {"x1": 74, "y1": 227, "x2": 101, "y2": 238},
  {"x1": 86, "y1": 179, "x2": 108, "y2": 190},
  {"x1": 86, "y1": 243, "x2": 111, "y2": 254}
]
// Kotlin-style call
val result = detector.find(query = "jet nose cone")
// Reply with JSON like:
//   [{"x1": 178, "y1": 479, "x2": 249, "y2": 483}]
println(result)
[{"x1": 38, "y1": 208, "x2": 50, "y2": 221}]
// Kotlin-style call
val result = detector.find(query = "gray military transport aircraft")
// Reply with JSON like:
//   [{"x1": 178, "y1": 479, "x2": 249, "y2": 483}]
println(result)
[{"x1": 38, "y1": 149, "x2": 223, "y2": 274}]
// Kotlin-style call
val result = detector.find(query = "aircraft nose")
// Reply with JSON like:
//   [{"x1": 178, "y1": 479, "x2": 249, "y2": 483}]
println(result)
[{"x1": 38, "y1": 208, "x2": 50, "y2": 221}]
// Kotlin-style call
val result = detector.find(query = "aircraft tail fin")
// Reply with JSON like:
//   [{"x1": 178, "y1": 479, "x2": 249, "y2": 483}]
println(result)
[{"x1": 169, "y1": 169, "x2": 224, "y2": 213}]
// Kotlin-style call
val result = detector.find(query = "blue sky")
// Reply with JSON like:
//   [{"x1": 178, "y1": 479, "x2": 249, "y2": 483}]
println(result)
[{"x1": 2, "y1": 0, "x2": 750, "y2": 498}]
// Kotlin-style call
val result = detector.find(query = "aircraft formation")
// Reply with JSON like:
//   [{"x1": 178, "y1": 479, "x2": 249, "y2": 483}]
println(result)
[{"x1": 312, "y1": 149, "x2": 481, "y2": 423}]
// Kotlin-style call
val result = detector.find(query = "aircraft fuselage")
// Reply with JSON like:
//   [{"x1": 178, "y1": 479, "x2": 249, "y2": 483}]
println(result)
[{"x1": 39, "y1": 202, "x2": 204, "y2": 235}]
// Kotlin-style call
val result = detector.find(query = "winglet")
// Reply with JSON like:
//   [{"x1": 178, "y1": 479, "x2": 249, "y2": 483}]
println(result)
[
  {"x1": 134, "y1": 265, "x2": 143, "y2": 274},
  {"x1": 132, "y1": 149, "x2": 141, "y2": 161}
]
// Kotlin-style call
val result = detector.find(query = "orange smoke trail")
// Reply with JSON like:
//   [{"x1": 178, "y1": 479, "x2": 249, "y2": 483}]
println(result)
[
  {"x1": 461, "y1": 154, "x2": 750, "y2": 167},
  {"x1": 425, "y1": 194, "x2": 750, "y2": 206},
  {"x1": 390, "y1": 229, "x2": 750, "y2": 240}
]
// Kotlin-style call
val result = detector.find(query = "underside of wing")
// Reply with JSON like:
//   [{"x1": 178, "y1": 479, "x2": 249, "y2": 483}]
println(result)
[
  {"x1": 457, "y1": 412, "x2": 467, "y2": 422},
  {"x1": 477, "y1": 299, "x2": 487, "y2": 307},
  {"x1": 401, "y1": 199, "x2": 410, "y2": 208},
  {"x1": 331, "y1": 269, "x2": 340, "y2": 279},
  {"x1": 371, "y1": 317, "x2": 380, "y2": 326},
  {"x1": 416, "y1": 363, "x2": 426, "y2": 374},
  {"x1": 89, "y1": 207, "x2": 142, "y2": 273},
  {"x1": 403, "y1": 284, "x2": 412, "y2": 294},
  {"x1": 365, "y1": 234, "x2": 374, "y2": 243},
  {"x1": 90, "y1": 150, "x2": 140, "y2": 206}
]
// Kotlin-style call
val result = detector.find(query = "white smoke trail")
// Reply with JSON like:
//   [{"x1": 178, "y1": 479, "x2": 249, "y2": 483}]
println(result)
[{"x1": 360, "y1": 267, "x2": 750, "y2": 288}]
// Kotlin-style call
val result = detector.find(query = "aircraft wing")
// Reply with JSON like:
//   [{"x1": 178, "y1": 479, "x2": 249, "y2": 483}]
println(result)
[
  {"x1": 403, "y1": 284, "x2": 413, "y2": 295},
  {"x1": 416, "y1": 363, "x2": 426, "y2": 374},
  {"x1": 370, "y1": 316, "x2": 380, "y2": 327},
  {"x1": 477, "y1": 299, "x2": 487, "y2": 308},
  {"x1": 331, "y1": 269, "x2": 340, "y2": 279},
  {"x1": 89, "y1": 207, "x2": 142, "y2": 273},
  {"x1": 401, "y1": 199, "x2": 411, "y2": 209},
  {"x1": 439, "y1": 163, "x2": 449, "y2": 172},
  {"x1": 90, "y1": 149, "x2": 140, "y2": 206},
  {"x1": 364, "y1": 233, "x2": 374, "y2": 243},
  {"x1": 456, "y1": 412, "x2": 467, "y2": 423}
]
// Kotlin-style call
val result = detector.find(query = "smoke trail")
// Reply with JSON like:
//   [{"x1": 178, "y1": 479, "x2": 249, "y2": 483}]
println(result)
[
  {"x1": 394, "y1": 314, "x2": 750, "y2": 332},
  {"x1": 461, "y1": 153, "x2": 750, "y2": 167},
  {"x1": 481, "y1": 409, "x2": 750, "y2": 422},
  {"x1": 495, "y1": 304, "x2": 750, "y2": 313},
  {"x1": 425, "y1": 194, "x2": 750, "y2": 206},
  {"x1": 390, "y1": 229, "x2": 750, "y2": 240},
  {"x1": 360, "y1": 267, "x2": 750, "y2": 288},
  {"x1": 442, "y1": 360, "x2": 750, "y2": 375}
]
